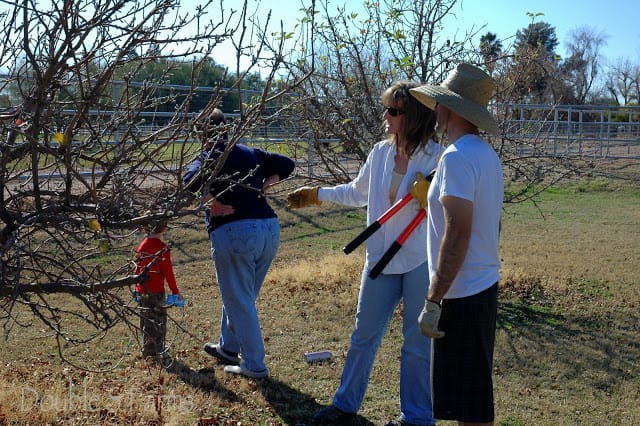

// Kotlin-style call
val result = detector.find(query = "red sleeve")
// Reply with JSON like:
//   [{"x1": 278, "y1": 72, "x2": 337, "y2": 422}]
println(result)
[{"x1": 161, "y1": 248, "x2": 180, "y2": 294}]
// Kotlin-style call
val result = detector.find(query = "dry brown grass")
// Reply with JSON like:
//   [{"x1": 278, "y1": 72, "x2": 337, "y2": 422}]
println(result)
[{"x1": 0, "y1": 176, "x2": 639, "y2": 425}]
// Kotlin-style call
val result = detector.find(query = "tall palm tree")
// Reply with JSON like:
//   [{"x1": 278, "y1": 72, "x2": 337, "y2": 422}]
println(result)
[{"x1": 479, "y1": 32, "x2": 503, "y2": 74}]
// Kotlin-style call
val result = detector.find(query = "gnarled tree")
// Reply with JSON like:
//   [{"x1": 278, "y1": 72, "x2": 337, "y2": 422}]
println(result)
[{"x1": 0, "y1": 0, "x2": 311, "y2": 365}]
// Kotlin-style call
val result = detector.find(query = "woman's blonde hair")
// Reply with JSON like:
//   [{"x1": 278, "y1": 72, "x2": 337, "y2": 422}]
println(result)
[{"x1": 382, "y1": 80, "x2": 437, "y2": 157}]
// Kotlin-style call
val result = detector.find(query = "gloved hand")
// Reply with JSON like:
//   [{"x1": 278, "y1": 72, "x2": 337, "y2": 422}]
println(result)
[
  {"x1": 409, "y1": 172, "x2": 430, "y2": 209},
  {"x1": 418, "y1": 300, "x2": 445, "y2": 338},
  {"x1": 131, "y1": 290, "x2": 140, "y2": 304},
  {"x1": 287, "y1": 186, "x2": 321, "y2": 208},
  {"x1": 166, "y1": 293, "x2": 185, "y2": 307}
]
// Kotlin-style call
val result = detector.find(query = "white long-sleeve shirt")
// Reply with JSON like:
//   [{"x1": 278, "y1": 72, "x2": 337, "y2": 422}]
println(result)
[{"x1": 318, "y1": 139, "x2": 440, "y2": 274}]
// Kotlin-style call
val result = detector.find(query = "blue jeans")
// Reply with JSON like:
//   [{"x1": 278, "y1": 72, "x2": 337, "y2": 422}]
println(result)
[
  {"x1": 332, "y1": 262, "x2": 434, "y2": 425},
  {"x1": 210, "y1": 218, "x2": 279, "y2": 372}
]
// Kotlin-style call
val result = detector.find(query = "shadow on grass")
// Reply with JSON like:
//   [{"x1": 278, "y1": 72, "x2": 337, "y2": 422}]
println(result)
[
  {"x1": 496, "y1": 292, "x2": 640, "y2": 394},
  {"x1": 257, "y1": 378, "x2": 376, "y2": 426},
  {"x1": 165, "y1": 358, "x2": 238, "y2": 402},
  {"x1": 167, "y1": 358, "x2": 375, "y2": 425}
]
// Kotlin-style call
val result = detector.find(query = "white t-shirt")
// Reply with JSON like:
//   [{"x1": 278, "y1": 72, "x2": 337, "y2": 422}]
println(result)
[{"x1": 426, "y1": 134, "x2": 503, "y2": 298}]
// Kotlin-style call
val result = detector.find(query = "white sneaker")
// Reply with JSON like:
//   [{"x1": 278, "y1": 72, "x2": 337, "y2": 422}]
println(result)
[{"x1": 224, "y1": 363, "x2": 269, "y2": 378}]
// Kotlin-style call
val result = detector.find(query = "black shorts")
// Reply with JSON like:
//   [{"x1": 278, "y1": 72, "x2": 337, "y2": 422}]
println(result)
[{"x1": 432, "y1": 282, "x2": 498, "y2": 422}]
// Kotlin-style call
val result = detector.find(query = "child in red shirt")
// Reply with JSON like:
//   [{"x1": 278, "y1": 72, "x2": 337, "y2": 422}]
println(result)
[{"x1": 134, "y1": 219, "x2": 184, "y2": 362}]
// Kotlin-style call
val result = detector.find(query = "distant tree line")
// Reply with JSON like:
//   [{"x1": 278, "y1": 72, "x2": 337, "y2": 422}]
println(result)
[
  {"x1": 479, "y1": 15, "x2": 639, "y2": 107},
  {"x1": 4, "y1": 8, "x2": 634, "y2": 115},
  {"x1": 0, "y1": 57, "x2": 264, "y2": 115}
]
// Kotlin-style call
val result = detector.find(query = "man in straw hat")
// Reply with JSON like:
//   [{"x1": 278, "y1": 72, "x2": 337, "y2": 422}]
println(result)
[{"x1": 409, "y1": 63, "x2": 503, "y2": 426}]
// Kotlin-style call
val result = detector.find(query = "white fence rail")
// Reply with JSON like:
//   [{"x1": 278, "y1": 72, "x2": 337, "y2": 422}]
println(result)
[
  {"x1": 54, "y1": 103, "x2": 640, "y2": 160},
  {"x1": 502, "y1": 104, "x2": 640, "y2": 159}
]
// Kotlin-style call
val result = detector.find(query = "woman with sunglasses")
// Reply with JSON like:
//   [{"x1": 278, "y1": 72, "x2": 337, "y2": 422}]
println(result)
[{"x1": 288, "y1": 80, "x2": 439, "y2": 426}]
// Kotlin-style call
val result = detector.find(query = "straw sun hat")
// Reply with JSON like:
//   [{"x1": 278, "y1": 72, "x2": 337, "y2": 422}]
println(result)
[{"x1": 409, "y1": 63, "x2": 500, "y2": 135}]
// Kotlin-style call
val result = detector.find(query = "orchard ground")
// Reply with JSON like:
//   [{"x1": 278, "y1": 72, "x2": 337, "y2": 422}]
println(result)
[{"x1": 0, "y1": 168, "x2": 638, "y2": 425}]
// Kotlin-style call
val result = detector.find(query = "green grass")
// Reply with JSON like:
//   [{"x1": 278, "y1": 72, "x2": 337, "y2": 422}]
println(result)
[{"x1": 0, "y1": 176, "x2": 639, "y2": 425}]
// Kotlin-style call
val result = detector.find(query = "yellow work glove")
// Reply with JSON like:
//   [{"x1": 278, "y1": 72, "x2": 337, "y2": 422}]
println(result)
[
  {"x1": 409, "y1": 172, "x2": 431, "y2": 209},
  {"x1": 418, "y1": 300, "x2": 445, "y2": 338},
  {"x1": 287, "y1": 186, "x2": 322, "y2": 208}
]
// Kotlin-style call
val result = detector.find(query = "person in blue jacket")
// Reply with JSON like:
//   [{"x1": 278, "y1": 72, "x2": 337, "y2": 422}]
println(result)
[{"x1": 183, "y1": 108, "x2": 295, "y2": 378}]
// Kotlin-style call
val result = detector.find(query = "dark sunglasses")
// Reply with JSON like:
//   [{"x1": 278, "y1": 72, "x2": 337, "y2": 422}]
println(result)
[{"x1": 383, "y1": 106, "x2": 405, "y2": 117}]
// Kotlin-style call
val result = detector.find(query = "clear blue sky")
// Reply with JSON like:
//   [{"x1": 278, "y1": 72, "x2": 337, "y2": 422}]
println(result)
[
  {"x1": 450, "y1": 0, "x2": 640, "y2": 61},
  {"x1": 205, "y1": 0, "x2": 640, "y2": 69}
]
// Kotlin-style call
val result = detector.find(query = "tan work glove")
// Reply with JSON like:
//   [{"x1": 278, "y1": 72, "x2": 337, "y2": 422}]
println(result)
[
  {"x1": 418, "y1": 300, "x2": 445, "y2": 338},
  {"x1": 409, "y1": 172, "x2": 430, "y2": 209},
  {"x1": 287, "y1": 186, "x2": 321, "y2": 208}
]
